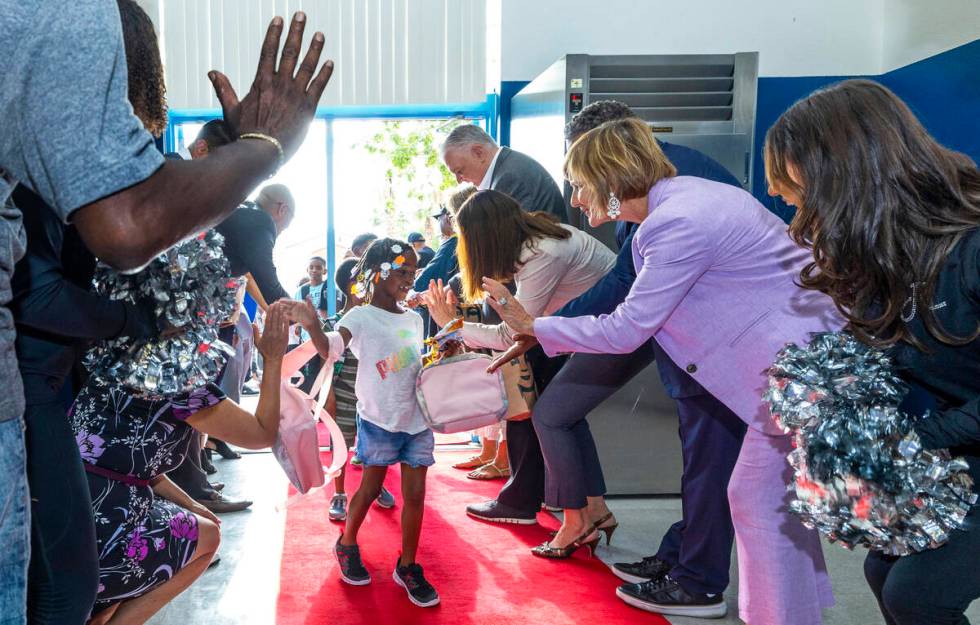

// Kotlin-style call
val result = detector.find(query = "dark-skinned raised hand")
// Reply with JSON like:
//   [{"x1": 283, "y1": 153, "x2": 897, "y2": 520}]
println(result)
[{"x1": 208, "y1": 12, "x2": 335, "y2": 160}]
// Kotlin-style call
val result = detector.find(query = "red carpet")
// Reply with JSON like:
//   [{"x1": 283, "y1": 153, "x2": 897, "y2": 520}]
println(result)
[{"x1": 275, "y1": 449, "x2": 670, "y2": 625}]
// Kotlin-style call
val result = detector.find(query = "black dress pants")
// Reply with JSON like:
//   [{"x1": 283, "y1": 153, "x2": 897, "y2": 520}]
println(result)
[
  {"x1": 23, "y1": 379, "x2": 99, "y2": 625},
  {"x1": 865, "y1": 503, "x2": 980, "y2": 625},
  {"x1": 493, "y1": 345, "x2": 565, "y2": 513},
  {"x1": 167, "y1": 431, "x2": 213, "y2": 499}
]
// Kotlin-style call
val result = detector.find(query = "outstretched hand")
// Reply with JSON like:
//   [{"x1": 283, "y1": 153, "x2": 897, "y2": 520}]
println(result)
[
  {"x1": 209, "y1": 12, "x2": 335, "y2": 160},
  {"x1": 255, "y1": 301, "x2": 290, "y2": 362},
  {"x1": 487, "y1": 334, "x2": 539, "y2": 373},
  {"x1": 482, "y1": 277, "x2": 535, "y2": 336},
  {"x1": 421, "y1": 279, "x2": 459, "y2": 328},
  {"x1": 279, "y1": 298, "x2": 319, "y2": 329}
]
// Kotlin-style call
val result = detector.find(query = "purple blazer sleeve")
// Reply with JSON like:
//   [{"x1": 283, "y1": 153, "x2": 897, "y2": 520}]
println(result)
[{"x1": 534, "y1": 210, "x2": 713, "y2": 357}]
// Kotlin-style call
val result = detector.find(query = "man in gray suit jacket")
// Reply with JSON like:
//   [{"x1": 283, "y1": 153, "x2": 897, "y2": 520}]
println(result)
[
  {"x1": 437, "y1": 124, "x2": 568, "y2": 528},
  {"x1": 440, "y1": 125, "x2": 567, "y2": 223}
]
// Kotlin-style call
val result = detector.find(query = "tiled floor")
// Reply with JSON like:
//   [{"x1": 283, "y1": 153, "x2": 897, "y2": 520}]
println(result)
[{"x1": 150, "y1": 450, "x2": 980, "y2": 625}]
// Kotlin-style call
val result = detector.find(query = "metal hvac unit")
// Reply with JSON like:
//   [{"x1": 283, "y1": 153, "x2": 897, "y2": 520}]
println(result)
[
  {"x1": 509, "y1": 53, "x2": 758, "y2": 495},
  {"x1": 511, "y1": 52, "x2": 758, "y2": 247}
]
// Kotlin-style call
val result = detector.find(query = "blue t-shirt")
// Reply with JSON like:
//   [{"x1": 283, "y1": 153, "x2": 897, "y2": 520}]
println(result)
[{"x1": 0, "y1": 1, "x2": 163, "y2": 421}]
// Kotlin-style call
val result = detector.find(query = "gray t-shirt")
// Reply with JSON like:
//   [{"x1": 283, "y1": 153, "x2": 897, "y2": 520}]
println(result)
[{"x1": 0, "y1": 0, "x2": 164, "y2": 421}]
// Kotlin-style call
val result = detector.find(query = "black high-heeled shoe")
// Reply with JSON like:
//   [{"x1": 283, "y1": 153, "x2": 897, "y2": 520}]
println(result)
[
  {"x1": 592, "y1": 512, "x2": 619, "y2": 546},
  {"x1": 531, "y1": 529, "x2": 600, "y2": 560}
]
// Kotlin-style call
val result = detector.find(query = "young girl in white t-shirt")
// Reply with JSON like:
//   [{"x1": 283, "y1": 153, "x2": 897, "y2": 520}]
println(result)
[{"x1": 288, "y1": 238, "x2": 438, "y2": 608}]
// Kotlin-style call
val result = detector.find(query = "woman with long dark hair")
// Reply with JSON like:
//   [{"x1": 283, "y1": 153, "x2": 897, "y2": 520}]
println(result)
[
  {"x1": 424, "y1": 189, "x2": 615, "y2": 530},
  {"x1": 765, "y1": 78, "x2": 980, "y2": 625}
]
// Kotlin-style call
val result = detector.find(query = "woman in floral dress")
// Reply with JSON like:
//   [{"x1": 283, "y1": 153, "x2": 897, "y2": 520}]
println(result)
[{"x1": 77, "y1": 303, "x2": 290, "y2": 625}]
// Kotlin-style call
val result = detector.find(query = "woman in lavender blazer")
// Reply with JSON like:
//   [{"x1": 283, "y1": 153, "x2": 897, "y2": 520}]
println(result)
[{"x1": 484, "y1": 118, "x2": 844, "y2": 625}]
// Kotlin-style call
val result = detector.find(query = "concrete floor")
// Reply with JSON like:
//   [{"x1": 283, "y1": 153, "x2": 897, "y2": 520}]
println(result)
[{"x1": 149, "y1": 450, "x2": 980, "y2": 625}]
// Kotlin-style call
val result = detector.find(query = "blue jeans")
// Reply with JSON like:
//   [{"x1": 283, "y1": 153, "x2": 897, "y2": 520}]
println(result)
[
  {"x1": 355, "y1": 417, "x2": 435, "y2": 468},
  {"x1": 0, "y1": 416, "x2": 29, "y2": 625}
]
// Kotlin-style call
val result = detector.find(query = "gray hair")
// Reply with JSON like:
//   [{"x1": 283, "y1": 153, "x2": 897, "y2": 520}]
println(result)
[{"x1": 441, "y1": 124, "x2": 497, "y2": 153}]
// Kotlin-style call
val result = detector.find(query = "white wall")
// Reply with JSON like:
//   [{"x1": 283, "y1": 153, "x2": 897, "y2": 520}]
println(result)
[
  {"x1": 881, "y1": 0, "x2": 980, "y2": 71},
  {"x1": 147, "y1": 0, "x2": 486, "y2": 109},
  {"x1": 501, "y1": 0, "x2": 886, "y2": 80}
]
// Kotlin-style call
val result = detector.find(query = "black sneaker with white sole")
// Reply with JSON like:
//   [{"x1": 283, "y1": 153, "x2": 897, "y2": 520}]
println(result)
[
  {"x1": 465, "y1": 499, "x2": 537, "y2": 525},
  {"x1": 335, "y1": 538, "x2": 370, "y2": 585},
  {"x1": 616, "y1": 575, "x2": 727, "y2": 618},
  {"x1": 611, "y1": 555, "x2": 672, "y2": 584},
  {"x1": 393, "y1": 561, "x2": 440, "y2": 607}
]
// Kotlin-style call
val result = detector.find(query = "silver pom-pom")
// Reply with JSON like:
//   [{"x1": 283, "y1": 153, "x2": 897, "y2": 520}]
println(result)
[
  {"x1": 766, "y1": 331, "x2": 976, "y2": 555},
  {"x1": 85, "y1": 230, "x2": 242, "y2": 398}
]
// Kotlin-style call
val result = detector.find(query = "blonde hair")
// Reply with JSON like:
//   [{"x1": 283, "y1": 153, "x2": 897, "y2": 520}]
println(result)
[
  {"x1": 564, "y1": 117, "x2": 676, "y2": 204},
  {"x1": 446, "y1": 184, "x2": 477, "y2": 214}
]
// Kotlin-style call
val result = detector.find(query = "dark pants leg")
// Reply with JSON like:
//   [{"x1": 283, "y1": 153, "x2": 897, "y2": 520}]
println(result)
[
  {"x1": 864, "y1": 504, "x2": 980, "y2": 625},
  {"x1": 493, "y1": 345, "x2": 564, "y2": 513},
  {"x1": 168, "y1": 431, "x2": 213, "y2": 499},
  {"x1": 654, "y1": 393, "x2": 745, "y2": 595},
  {"x1": 169, "y1": 324, "x2": 241, "y2": 500},
  {"x1": 24, "y1": 396, "x2": 98, "y2": 625},
  {"x1": 532, "y1": 342, "x2": 657, "y2": 509},
  {"x1": 299, "y1": 356, "x2": 323, "y2": 394}
]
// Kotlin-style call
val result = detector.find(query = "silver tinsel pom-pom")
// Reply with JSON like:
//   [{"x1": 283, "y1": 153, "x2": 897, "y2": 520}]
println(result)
[
  {"x1": 85, "y1": 230, "x2": 242, "y2": 397},
  {"x1": 766, "y1": 331, "x2": 976, "y2": 555}
]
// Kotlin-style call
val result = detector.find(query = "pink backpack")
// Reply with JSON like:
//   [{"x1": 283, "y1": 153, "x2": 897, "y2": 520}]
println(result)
[{"x1": 273, "y1": 340, "x2": 347, "y2": 494}]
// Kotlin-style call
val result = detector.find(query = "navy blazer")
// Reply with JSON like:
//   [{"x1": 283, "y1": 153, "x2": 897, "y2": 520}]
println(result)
[
  {"x1": 414, "y1": 236, "x2": 459, "y2": 292},
  {"x1": 552, "y1": 141, "x2": 742, "y2": 399}
]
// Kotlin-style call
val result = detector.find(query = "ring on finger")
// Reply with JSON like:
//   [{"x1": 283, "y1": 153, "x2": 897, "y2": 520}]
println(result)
[{"x1": 497, "y1": 296, "x2": 508, "y2": 306}]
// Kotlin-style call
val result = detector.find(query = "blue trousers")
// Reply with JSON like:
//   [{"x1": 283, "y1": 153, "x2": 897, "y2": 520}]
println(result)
[{"x1": 532, "y1": 341, "x2": 745, "y2": 595}]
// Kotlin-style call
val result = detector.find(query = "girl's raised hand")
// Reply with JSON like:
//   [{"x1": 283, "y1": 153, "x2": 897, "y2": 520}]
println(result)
[{"x1": 421, "y1": 279, "x2": 458, "y2": 327}]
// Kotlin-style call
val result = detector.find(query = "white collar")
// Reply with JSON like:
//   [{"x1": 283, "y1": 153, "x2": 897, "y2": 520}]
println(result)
[
  {"x1": 478, "y1": 147, "x2": 502, "y2": 190},
  {"x1": 177, "y1": 146, "x2": 192, "y2": 161}
]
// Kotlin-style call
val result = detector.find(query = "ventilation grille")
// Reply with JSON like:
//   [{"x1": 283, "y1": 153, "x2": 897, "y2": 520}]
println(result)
[{"x1": 589, "y1": 62, "x2": 735, "y2": 123}]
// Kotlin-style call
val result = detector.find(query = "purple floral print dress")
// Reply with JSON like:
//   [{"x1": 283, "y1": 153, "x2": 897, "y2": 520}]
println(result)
[{"x1": 69, "y1": 381, "x2": 225, "y2": 607}]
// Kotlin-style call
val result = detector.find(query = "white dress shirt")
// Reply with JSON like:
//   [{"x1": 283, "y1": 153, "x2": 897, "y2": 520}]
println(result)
[{"x1": 477, "y1": 147, "x2": 502, "y2": 190}]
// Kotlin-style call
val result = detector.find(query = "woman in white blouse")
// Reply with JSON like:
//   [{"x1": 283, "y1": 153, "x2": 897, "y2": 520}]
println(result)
[
  {"x1": 428, "y1": 189, "x2": 615, "y2": 350},
  {"x1": 425, "y1": 189, "x2": 615, "y2": 537}
]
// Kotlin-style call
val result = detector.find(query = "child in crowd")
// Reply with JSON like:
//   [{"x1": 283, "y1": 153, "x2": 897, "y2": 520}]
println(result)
[
  {"x1": 325, "y1": 257, "x2": 395, "y2": 521},
  {"x1": 287, "y1": 239, "x2": 438, "y2": 607}
]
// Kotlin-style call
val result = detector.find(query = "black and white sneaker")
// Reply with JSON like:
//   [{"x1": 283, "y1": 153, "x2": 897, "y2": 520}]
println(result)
[
  {"x1": 616, "y1": 575, "x2": 727, "y2": 618},
  {"x1": 393, "y1": 561, "x2": 440, "y2": 607},
  {"x1": 465, "y1": 499, "x2": 537, "y2": 525},
  {"x1": 334, "y1": 537, "x2": 370, "y2": 585},
  {"x1": 611, "y1": 555, "x2": 672, "y2": 584}
]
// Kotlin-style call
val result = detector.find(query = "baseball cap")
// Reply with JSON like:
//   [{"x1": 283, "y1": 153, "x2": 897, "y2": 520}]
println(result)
[{"x1": 407, "y1": 232, "x2": 425, "y2": 243}]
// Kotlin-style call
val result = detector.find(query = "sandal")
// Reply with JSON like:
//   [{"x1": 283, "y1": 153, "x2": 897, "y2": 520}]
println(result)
[
  {"x1": 466, "y1": 463, "x2": 511, "y2": 480},
  {"x1": 453, "y1": 455, "x2": 494, "y2": 470}
]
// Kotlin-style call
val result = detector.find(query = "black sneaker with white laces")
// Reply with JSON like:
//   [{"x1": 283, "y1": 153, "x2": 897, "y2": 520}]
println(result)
[
  {"x1": 616, "y1": 575, "x2": 727, "y2": 618},
  {"x1": 611, "y1": 555, "x2": 672, "y2": 584},
  {"x1": 393, "y1": 561, "x2": 440, "y2": 607},
  {"x1": 334, "y1": 538, "x2": 370, "y2": 585}
]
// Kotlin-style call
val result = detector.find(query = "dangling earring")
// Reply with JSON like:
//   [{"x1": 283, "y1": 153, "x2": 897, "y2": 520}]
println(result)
[{"x1": 607, "y1": 192, "x2": 622, "y2": 219}]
